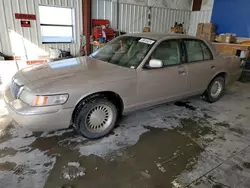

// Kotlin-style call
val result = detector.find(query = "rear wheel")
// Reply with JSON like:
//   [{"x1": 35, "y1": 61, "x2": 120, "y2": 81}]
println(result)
[
  {"x1": 204, "y1": 76, "x2": 225, "y2": 103},
  {"x1": 74, "y1": 98, "x2": 118, "y2": 139}
]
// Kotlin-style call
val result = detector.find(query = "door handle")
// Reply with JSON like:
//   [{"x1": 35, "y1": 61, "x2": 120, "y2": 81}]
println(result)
[{"x1": 211, "y1": 65, "x2": 216, "y2": 70}]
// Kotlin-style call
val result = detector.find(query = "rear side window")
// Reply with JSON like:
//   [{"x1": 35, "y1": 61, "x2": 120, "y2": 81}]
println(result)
[
  {"x1": 184, "y1": 39, "x2": 213, "y2": 63},
  {"x1": 200, "y1": 42, "x2": 213, "y2": 60}
]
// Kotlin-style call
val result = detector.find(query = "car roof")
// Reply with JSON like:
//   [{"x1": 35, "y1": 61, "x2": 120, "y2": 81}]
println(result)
[{"x1": 124, "y1": 32, "x2": 197, "y2": 40}]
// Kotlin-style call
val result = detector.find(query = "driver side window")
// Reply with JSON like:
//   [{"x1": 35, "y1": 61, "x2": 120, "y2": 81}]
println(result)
[{"x1": 151, "y1": 40, "x2": 181, "y2": 67}]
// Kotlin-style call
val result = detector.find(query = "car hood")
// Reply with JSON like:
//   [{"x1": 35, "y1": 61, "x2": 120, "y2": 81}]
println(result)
[{"x1": 20, "y1": 57, "x2": 136, "y2": 92}]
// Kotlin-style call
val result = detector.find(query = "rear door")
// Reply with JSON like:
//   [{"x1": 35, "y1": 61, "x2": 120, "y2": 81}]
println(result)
[{"x1": 183, "y1": 39, "x2": 216, "y2": 94}]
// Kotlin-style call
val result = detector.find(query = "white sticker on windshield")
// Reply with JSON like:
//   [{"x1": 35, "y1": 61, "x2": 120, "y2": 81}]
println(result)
[{"x1": 138, "y1": 38, "x2": 155, "y2": 45}]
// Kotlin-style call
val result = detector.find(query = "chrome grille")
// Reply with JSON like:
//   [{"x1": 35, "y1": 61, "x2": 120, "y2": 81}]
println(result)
[{"x1": 11, "y1": 80, "x2": 21, "y2": 99}]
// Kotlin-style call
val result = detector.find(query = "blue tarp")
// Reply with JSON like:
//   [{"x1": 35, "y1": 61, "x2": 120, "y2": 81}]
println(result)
[{"x1": 211, "y1": 0, "x2": 250, "y2": 37}]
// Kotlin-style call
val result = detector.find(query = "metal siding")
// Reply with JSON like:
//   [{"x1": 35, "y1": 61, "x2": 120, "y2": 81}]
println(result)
[
  {"x1": 118, "y1": 3, "x2": 147, "y2": 33},
  {"x1": 151, "y1": 7, "x2": 191, "y2": 33},
  {"x1": 92, "y1": 0, "x2": 116, "y2": 29},
  {"x1": 188, "y1": 10, "x2": 212, "y2": 36},
  {"x1": 0, "y1": 0, "x2": 82, "y2": 56},
  {"x1": 0, "y1": 0, "x2": 202, "y2": 57},
  {"x1": 92, "y1": 1, "x2": 148, "y2": 33},
  {"x1": 96, "y1": 0, "x2": 105, "y2": 20},
  {"x1": 0, "y1": 0, "x2": 3, "y2": 53},
  {"x1": 110, "y1": 2, "x2": 116, "y2": 29},
  {"x1": 92, "y1": 1, "x2": 192, "y2": 34},
  {"x1": 92, "y1": 0, "x2": 98, "y2": 19},
  {"x1": 0, "y1": 0, "x2": 12, "y2": 55}
]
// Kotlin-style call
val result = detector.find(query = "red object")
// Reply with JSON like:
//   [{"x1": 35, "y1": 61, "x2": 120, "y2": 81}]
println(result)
[
  {"x1": 21, "y1": 20, "x2": 31, "y2": 27},
  {"x1": 83, "y1": 0, "x2": 91, "y2": 55},
  {"x1": 27, "y1": 60, "x2": 47, "y2": 65},
  {"x1": 93, "y1": 28, "x2": 115, "y2": 41},
  {"x1": 38, "y1": 55, "x2": 50, "y2": 59},
  {"x1": 15, "y1": 13, "x2": 36, "y2": 20},
  {"x1": 92, "y1": 19, "x2": 110, "y2": 26},
  {"x1": 92, "y1": 19, "x2": 115, "y2": 41}
]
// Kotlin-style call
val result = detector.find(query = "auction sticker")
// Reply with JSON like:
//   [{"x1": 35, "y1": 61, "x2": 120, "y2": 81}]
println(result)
[{"x1": 139, "y1": 38, "x2": 155, "y2": 45}]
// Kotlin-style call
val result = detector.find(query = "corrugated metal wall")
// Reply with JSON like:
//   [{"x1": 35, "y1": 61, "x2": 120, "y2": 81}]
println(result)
[
  {"x1": 0, "y1": 0, "x2": 209, "y2": 57},
  {"x1": 92, "y1": 0, "x2": 116, "y2": 27},
  {"x1": 188, "y1": 10, "x2": 212, "y2": 36},
  {"x1": 92, "y1": 0, "x2": 191, "y2": 34},
  {"x1": 92, "y1": 0, "x2": 148, "y2": 33},
  {"x1": 0, "y1": 0, "x2": 82, "y2": 57},
  {"x1": 151, "y1": 7, "x2": 190, "y2": 32},
  {"x1": 119, "y1": 3, "x2": 148, "y2": 33}
]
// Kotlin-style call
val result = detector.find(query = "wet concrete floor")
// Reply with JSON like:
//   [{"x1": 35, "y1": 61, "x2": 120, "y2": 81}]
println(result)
[{"x1": 1, "y1": 82, "x2": 250, "y2": 188}]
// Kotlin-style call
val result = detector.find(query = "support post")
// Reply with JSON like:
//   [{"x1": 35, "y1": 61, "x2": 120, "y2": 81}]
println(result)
[
  {"x1": 117, "y1": 0, "x2": 119, "y2": 30},
  {"x1": 83, "y1": 0, "x2": 91, "y2": 55}
]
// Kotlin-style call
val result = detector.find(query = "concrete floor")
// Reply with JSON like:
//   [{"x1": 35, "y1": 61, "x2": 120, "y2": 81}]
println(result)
[{"x1": 0, "y1": 82, "x2": 250, "y2": 188}]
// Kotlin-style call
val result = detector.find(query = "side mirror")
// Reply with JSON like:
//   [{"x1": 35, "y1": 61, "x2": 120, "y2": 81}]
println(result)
[{"x1": 149, "y1": 59, "x2": 163, "y2": 68}]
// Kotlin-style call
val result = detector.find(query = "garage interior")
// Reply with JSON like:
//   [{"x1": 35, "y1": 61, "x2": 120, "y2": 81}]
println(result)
[{"x1": 1, "y1": 0, "x2": 250, "y2": 187}]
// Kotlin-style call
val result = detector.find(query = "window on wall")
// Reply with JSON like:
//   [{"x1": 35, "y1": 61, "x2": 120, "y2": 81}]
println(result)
[{"x1": 39, "y1": 6, "x2": 74, "y2": 43}]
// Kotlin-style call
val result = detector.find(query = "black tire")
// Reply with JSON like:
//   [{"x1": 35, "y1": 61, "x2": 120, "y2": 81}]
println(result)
[
  {"x1": 204, "y1": 76, "x2": 225, "y2": 103},
  {"x1": 74, "y1": 98, "x2": 118, "y2": 139}
]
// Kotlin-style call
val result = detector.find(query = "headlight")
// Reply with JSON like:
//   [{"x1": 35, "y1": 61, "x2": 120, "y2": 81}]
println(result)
[
  {"x1": 20, "y1": 89, "x2": 68, "y2": 106},
  {"x1": 32, "y1": 94, "x2": 69, "y2": 106}
]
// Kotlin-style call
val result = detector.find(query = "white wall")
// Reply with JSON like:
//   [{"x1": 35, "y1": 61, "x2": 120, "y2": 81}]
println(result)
[
  {"x1": 0, "y1": 0, "x2": 82, "y2": 57},
  {"x1": 201, "y1": 0, "x2": 214, "y2": 10},
  {"x1": 188, "y1": 10, "x2": 212, "y2": 36},
  {"x1": 148, "y1": 0, "x2": 192, "y2": 10},
  {"x1": 188, "y1": 0, "x2": 214, "y2": 36},
  {"x1": 92, "y1": 0, "x2": 191, "y2": 33},
  {"x1": 0, "y1": 0, "x2": 212, "y2": 58},
  {"x1": 116, "y1": 0, "x2": 213, "y2": 10},
  {"x1": 113, "y1": 0, "x2": 193, "y2": 10}
]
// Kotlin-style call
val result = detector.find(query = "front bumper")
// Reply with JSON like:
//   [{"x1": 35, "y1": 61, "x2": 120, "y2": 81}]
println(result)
[{"x1": 4, "y1": 88, "x2": 73, "y2": 131}]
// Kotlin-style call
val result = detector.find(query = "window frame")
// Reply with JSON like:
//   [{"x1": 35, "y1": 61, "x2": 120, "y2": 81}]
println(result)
[
  {"x1": 38, "y1": 5, "x2": 75, "y2": 44},
  {"x1": 200, "y1": 41, "x2": 214, "y2": 61},
  {"x1": 182, "y1": 39, "x2": 214, "y2": 64},
  {"x1": 143, "y1": 39, "x2": 184, "y2": 69}
]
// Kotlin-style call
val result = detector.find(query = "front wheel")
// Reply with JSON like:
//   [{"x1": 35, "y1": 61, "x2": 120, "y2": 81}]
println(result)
[
  {"x1": 74, "y1": 98, "x2": 118, "y2": 139},
  {"x1": 204, "y1": 76, "x2": 225, "y2": 103}
]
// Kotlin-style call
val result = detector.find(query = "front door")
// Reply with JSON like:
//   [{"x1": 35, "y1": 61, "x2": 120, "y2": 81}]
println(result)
[
  {"x1": 137, "y1": 39, "x2": 188, "y2": 107},
  {"x1": 183, "y1": 39, "x2": 216, "y2": 94}
]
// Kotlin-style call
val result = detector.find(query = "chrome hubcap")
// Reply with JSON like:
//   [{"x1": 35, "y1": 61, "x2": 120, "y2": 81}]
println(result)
[
  {"x1": 85, "y1": 105, "x2": 113, "y2": 133},
  {"x1": 211, "y1": 81, "x2": 222, "y2": 98}
]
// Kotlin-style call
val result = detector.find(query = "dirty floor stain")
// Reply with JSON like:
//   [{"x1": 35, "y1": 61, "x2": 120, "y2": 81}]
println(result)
[
  {"x1": 44, "y1": 128, "x2": 202, "y2": 188},
  {"x1": 1, "y1": 82, "x2": 250, "y2": 188}
]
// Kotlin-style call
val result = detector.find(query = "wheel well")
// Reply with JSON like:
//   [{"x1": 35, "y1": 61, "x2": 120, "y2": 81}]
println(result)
[
  {"x1": 72, "y1": 91, "x2": 124, "y2": 124},
  {"x1": 205, "y1": 72, "x2": 227, "y2": 94},
  {"x1": 214, "y1": 72, "x2": 228, "y2": 83}
]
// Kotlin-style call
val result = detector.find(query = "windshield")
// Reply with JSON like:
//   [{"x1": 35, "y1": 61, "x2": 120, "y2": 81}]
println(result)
[{"x1": 90, "y1": 36, "x2": 155, "y2": 69}]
